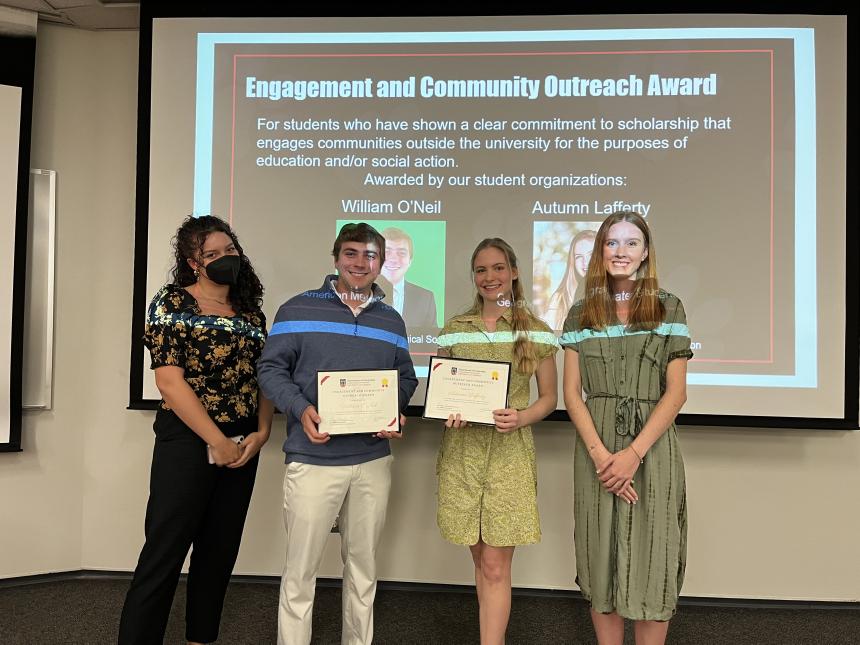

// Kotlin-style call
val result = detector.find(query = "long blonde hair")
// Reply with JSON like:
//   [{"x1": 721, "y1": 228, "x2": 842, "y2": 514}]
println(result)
[
  {"x1": 469, "y1": 238, "x2": 540, "y2": 374},
  {"x1": 549, "y1": 228, "x2": 596, "y2": 325},
  {"x1": 580, "y1": 212, "x2": 664, "y2": 331}
]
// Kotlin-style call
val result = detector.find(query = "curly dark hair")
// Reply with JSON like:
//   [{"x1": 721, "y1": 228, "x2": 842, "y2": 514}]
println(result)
[{"x1": 171, "y1": 215, "x2": 264, "y2": 314}]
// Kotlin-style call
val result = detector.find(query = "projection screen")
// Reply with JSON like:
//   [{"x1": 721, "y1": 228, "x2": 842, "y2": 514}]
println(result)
[{"x1": 130, "y1": 10, "x2": 856, "y2": 428}]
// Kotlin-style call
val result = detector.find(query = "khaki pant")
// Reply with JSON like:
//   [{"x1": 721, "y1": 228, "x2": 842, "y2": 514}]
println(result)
[{"x1": 278, "y1": 455, "x2": 393, "y2": 645}]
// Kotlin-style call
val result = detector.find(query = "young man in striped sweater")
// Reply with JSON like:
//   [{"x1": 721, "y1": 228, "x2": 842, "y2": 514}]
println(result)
[{"x1": 258, "y1": 222, "x2": 417, "y2": 645}]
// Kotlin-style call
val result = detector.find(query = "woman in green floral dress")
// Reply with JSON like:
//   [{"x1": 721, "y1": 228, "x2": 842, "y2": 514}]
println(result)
[
  {"x1": 561, "y1": 212, "x2": 693, "y2": 645},
  {"x1": 436, "y1": 238, "x2": 558, "y2": 645}
]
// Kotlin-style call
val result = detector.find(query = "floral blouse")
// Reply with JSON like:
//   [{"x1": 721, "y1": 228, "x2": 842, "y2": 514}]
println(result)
[{"x1": 143, "y1": 284, "x2": 267, "y2": 422}]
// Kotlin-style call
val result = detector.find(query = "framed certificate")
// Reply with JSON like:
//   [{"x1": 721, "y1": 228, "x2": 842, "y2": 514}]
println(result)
[
  {"x1": 423, "y1": 356, "x2": 511, "y2": 425},
  {"x1": 317, "y1": 369, "x2": 400, "y2": 435}
]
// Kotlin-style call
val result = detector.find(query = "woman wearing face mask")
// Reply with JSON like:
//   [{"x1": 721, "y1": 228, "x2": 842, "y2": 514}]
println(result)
[
  {"x1": 119, "y1": 216, "x2": 273, "y2": 645},
  {"x1": 561, "y1": 212, "x2": 692, "y2": 645}
]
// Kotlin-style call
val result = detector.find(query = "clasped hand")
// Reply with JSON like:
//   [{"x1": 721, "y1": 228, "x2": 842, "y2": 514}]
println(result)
[
  {"x1": 208, "y1": 437, "x2": 242, "y2": 465},
  {"x1": 594, "y1": 447, "x2": 641, "y2": 504},
  {"x1": 227, "y1": 431, "x2": 267, "y2": 468},
  {"x1": 210, "y1": 431, "x2": 268, "y2": 468}
]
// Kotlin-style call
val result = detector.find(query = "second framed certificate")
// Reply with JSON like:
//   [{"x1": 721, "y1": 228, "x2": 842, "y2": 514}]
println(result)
[{"x1": 423, "y1": 356, "x2": 511, "y2": 426}]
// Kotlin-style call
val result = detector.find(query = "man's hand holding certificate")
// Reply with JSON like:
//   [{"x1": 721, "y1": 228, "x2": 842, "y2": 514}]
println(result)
[
  {"x1": 317, "y1": 369, "x2": 400, "y2": 435},
  {"x1": 423, "y1": 356, "x2": 511, "y2": 426}
]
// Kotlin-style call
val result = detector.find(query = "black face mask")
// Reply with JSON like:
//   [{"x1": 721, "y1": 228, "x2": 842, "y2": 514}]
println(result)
[{"x1": 203, "y1": 254, "x2": 241, "y2": 286}]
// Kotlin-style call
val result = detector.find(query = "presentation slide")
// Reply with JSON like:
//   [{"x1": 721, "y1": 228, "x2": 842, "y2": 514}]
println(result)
[{"x1": 139, "y1": 14, "x2": 850, "y2": 422}]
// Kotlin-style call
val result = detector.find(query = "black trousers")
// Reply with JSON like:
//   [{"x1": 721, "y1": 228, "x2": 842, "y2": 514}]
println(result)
[{"x1": 118, "y1": 409, "x2": 259, "y2": 644}]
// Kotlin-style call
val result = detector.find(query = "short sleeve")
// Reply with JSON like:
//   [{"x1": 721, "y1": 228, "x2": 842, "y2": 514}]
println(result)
[
  {"x1": 436, "y1": 321, "x2": 457, "y2": 353},
  {"x1": 142, "y1": 285, "x2": 189, "y2": 369},
  {"x1": 558, "y1": 302, "x2": 583, "y2": 351},
  {"x1": 248, "y1": 309, "x2": 268, "y2": 341},
  {"x1": 664, "y1": 295, "x2": 694, "y2": 362},
  {"x1": 530, "y1": 318, "x2": 560, "y2": 361}
]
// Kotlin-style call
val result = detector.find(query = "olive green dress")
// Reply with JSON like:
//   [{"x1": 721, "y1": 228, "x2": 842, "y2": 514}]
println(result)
[
  {"x1": 560, "y1": 291, "x2": 693, "y2": 621},
  {"x1": 435, "y1": 310, "x2": 559, "y2": 546}
]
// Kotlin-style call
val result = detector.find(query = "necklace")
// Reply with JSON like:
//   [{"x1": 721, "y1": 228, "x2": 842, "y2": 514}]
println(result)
[
  {"x1": 203, "y1": 296, "x2": 229, "y2": 305},
  {"x1": 191, "y1": 284, "x2": 229, "y2": 305}
]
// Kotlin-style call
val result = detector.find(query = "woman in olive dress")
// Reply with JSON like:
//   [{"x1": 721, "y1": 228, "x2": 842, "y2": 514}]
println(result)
[
  {"x1": 561, "y1": 211, "x2": 693, "y2": 645},
  {"x1": 436, "y1": 238, "x2": 558, "y2": 645}
]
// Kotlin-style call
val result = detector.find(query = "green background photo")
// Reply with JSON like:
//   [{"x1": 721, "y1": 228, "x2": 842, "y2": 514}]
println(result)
[{"x1": 336, "y1": 219, "x2": 446, "y2": 327}]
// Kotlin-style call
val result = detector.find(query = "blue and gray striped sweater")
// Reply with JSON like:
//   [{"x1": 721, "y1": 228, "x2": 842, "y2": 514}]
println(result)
[{"x1": 258, "y1": 275, "x2": 418, "y2": 465}]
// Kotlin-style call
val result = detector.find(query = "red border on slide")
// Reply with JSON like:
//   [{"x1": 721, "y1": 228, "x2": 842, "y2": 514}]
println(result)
[{"x1": 228, "y1": 49, "x2": 775, "y2": 365}]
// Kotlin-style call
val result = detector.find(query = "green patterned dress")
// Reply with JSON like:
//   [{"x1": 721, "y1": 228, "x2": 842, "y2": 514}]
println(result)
[
  {"x1": 560, "y1": 291, "x2": 693, "y2": 620},
  {"x1": 435, "y1": 310, "x2": 559, "y2": 546}
]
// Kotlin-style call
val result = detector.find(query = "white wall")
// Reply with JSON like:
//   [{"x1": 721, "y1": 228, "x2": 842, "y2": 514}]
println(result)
[{"x1": 0, "y1": 24, "x2": 857, "y2": 602}]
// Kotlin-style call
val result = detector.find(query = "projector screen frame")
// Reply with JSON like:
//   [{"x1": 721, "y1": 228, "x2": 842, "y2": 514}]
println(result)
[
  {"x1": 128, "y1": 2, "x2": 858, "y2": 430},
  {"x1": 0, "y1": 28, "x2": 36, "y2": 453}
]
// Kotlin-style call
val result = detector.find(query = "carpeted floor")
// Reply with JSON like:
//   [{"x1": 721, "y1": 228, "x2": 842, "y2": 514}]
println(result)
[{"x1": 0, "y1": 577, "x2": 857, "y2": 644}]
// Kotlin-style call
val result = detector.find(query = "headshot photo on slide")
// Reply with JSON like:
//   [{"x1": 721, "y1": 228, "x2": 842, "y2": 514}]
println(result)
[
  {"x1": 532, "y1": 220, "x2": 601, "y2": 331},
  {"x1": 337, "y1": 218, "x2": 445, "y2": 331}
]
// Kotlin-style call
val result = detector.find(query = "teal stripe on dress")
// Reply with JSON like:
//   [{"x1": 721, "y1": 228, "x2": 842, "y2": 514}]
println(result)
[
  {"x1": 560, "y1": 323, "x2": 689, "y2": 346},
  {"x1": 437, "y1": 330, "x2": 560, "y2": 348}
]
